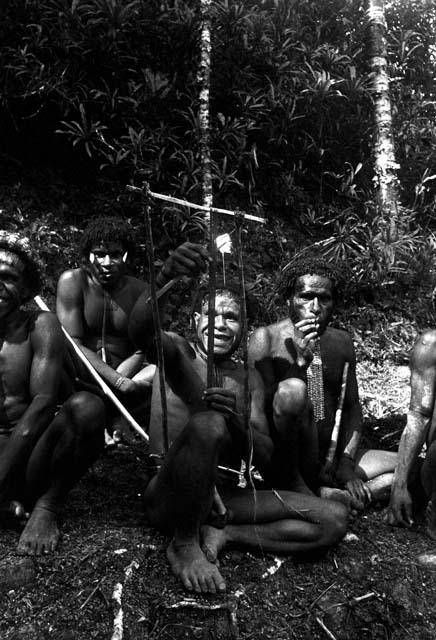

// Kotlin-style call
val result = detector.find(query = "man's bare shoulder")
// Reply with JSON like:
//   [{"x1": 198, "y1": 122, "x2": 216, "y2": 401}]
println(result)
[
  {"x1": 324, "y1": 326, "x2": 353, "y2": 342},
  {"x1": 411, "y1": 329, "x2": 436, "y2": 366},
  {"x1": 250, "y1": 319, "x2": 291, "y2": 346},
  {"x1": 323, "y1": 326, "x2": 355, "y2": 357},
  {"x1": 124, "y1": 274, "x2": 149, "y2": 292},
  {"x1": 57, "y1": 268, "x2": 85, "y2": 293},
  {"x1": 30, "y1": 311, "x2": 63, "y2": 346},
  {"x1": 416, "y1": 328, "x2": 436, "y2": 348}
]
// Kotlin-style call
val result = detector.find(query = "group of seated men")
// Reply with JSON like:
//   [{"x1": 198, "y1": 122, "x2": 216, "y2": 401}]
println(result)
[{"x1": 0, "y1": 217, "x2": 435, "y2": 595}]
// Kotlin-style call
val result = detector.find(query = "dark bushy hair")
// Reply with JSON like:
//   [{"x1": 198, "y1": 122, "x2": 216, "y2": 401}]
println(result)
[
  {"x1": 80, "y1": 216, "x2": 136, "y2": 258},
  {"x1": 278, "y1": 253, "x2": 344, "y2": 300},
  {"x1": 0, "y1": 231, "x2": 44, "y2": 298},
  {"x1": 193, "y1": 278, "x2": 256, "y2": 322}
]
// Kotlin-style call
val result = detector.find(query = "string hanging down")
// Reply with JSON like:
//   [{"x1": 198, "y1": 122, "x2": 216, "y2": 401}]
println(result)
[
  {"x1": 233, "y1": 213, "x2": 254, "y2": 489},
  {"x1": 141, "y1": 189, "x2": 170, "y2": 453}
]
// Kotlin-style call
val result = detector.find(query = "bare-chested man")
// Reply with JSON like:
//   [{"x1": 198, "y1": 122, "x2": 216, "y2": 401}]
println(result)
[
  {"x1": 0, "y1": 231, "x2": 105, "y2": 555},
  {"x1": 249, "y1": 255, "x2": 397, "y2": 511},
  {"x1": 386, "y1": 330, "x2": 436, "y2": 538},
  {"x1": 56, "y1": 216, "x2": 207, "y2": 435},
  {"x1": 129, "y1": 279, "x2": 347, "y2": 594}
]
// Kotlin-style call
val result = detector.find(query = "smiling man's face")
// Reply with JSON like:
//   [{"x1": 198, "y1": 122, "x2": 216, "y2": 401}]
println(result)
[
  {"x1": 194, "y1": 291, "x2": 242, "y2": 358},
  {"x1": 0, "y1": 251, "x2": 29, "y2": 317}
]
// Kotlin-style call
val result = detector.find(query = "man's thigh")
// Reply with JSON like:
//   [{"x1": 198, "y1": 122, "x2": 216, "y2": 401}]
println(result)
[{"x1": 355, "y1": 449, "x2": 397, "y2": 481}]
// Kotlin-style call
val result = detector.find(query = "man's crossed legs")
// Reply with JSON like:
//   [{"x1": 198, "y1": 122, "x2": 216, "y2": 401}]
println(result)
[{"x1": 143, "y1": 411, "x2": 348, "y2": 594}]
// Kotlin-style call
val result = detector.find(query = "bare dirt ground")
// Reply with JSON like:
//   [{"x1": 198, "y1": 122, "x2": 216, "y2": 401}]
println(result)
[{"x1": 1, "y1": 362, "x2": 436, "y2": 640}]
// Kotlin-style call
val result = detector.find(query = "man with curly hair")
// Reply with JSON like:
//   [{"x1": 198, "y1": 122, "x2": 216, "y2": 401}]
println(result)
[
  {"x1": 249, "y1": 252, "x2": 396, "y2": 511},
  {"x1": 56, "y1": 215, "x2": 208, "y2": 439},
  {"x1": 0, "y1": 231, "x2": 106, "y2": 555}
]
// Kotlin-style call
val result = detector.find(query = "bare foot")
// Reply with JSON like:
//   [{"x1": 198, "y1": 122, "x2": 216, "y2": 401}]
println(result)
[
  {"x1": 201, "y1": 525, "x2": 227, "y2": 563},
  {"x1": 166, "y1": 539, "x2": 226, "y2": 594},
  {"x1": 17, "y1": 506, "x2": 60, "y2": 556},
  {"x1": 426, "y1": 500, "x2": 436, "y2": 541},
  {"x1": 319, "y1": 486, "x2": 363, "y2": 512}
]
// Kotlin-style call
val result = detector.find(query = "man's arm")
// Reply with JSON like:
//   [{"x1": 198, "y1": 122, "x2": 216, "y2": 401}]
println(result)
[
  {"x1": 386, "y1": 330, "x2": 436, "y2": 527},
  {"x1": 203, "y1": 368, "x2": 272, "y2": 469},
  {"x1": 129, "y1": 241, "x2": 208, "y2": 354},
  {"x1": 248, "y1": 327, "x2": 276, "y2": 405},
  {"x1": 248, "y1": 368, "x2": 273, "y2": 472},
  {"x1": 0, "y1": 313, "x2": 63, "y2": 493}
]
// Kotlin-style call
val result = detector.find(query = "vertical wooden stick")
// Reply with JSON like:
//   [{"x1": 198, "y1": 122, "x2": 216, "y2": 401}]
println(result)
[
  {"x1": 323, "y1": 362, "x2": 349, "y2": 474},
  {"x1": 142, "y1": 195, "x2": 169, "y2": 453}
]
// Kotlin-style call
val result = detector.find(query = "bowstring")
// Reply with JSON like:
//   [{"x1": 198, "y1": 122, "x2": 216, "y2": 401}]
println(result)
[
  {"x1": 234, "y1": 215, "x2": 264, "y2": 558},
  {"x1": 142, "y1": 190, "x2": 169, "y2": 453}
]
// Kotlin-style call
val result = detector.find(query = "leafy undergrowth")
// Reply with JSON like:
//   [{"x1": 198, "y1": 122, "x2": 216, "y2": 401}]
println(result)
[{"x1": 1, "y1": 362, "x2": 436, "y2": 639}]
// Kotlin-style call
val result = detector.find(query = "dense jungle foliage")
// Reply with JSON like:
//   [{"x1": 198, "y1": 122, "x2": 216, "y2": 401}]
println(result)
[{"x1": 0, "y1": 0, "x2": 435, "y2": 357}]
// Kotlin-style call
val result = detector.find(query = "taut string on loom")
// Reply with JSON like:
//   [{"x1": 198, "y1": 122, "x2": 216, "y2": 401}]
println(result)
[
  {"x1": 234, "y1": 214, "x2": 254, "y2": 490},
  {"x1": 142, "y1": 188, "x2": 169, "y2": 453}
]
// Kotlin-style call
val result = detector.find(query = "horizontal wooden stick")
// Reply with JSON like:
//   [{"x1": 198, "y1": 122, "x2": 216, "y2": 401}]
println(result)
[
  {"x1": 126, "y1": 184, "x2": 266, "y2": 224},
  {"x1": 34, "y1": 296, "x2": 149, "y2": 443}
]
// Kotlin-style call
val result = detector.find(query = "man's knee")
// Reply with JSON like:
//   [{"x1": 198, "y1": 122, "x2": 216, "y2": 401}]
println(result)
[
  {"x1": 273, "y1": 378, "x2": 307, "y2": 417},
  {"x1": 65, "y1": 391, "x2": 106, "y2": 436},
  {"x1": 322, "y1": 501, "x2": 348, "y2": 546},
  {"x1": 186, "y1": 411, "x2": 230, "y2": 449}
]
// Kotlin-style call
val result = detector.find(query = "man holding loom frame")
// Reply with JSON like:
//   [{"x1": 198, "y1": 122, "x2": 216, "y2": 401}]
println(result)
[
  {"x1": 129, "y1": 278, "x2": 348, "y2": 595},
  {"x1": 0, "y1": 231, "x2": 105, "y2": 555},
  {"x1": 248, "y1": 254, "x2": 397, "y2": 511},
  {"x1": 56, "y1": 215, "x2": 208, "y2": 436}
]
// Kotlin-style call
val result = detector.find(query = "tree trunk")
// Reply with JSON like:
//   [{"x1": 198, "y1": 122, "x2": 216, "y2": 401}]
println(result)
[
  {"x1": 199, "y1": 0, "x2": 213, "y2": 214},
  {"x1": 365, "y1": 0, "x2": 402, "y2": 237}
]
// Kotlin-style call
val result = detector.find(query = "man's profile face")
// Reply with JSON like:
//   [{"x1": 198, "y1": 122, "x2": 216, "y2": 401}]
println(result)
[
  {"x1": 88, "y1": 241, "x2": 127, "y2": 287},
  {"x1": 288, "y1": 274, "x2": 334, "y2": 335},
  {"x1": 194, "y1": 292, "x2": 242, "y2": 358},
  {"x1": 0, "y1": 252, "x2": 29, "y2": 317}
]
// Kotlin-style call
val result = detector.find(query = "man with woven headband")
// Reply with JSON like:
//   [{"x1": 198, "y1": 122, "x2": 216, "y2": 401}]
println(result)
[
  {"x1": 56, "y1": 215, "x2": 208, "y2": 440},
  {"x1": 0, "y1": 230, "x2": 105, "y2": 555},
  {"x1": 249, "y1": 253, "x2": 397, "y2": 512},
  {"x1": 128, "y1": 278, "x2": 347, "y2": 595}
]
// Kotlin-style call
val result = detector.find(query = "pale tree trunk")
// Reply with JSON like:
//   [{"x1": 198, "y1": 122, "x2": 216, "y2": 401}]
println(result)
[
  {"x1": 365, "y1": 0, "x2": 403, "y2": 237},
  {"x1": 198, "y1": 0, "x2": 213, "y2": 214}
]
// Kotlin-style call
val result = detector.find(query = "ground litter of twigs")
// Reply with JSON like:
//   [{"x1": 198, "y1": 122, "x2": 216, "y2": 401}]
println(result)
[{"x1": 1, "y1": 361, "x2": 436, "y2": 640}]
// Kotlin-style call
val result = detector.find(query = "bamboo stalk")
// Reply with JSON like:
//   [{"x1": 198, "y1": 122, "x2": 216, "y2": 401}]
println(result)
[
  {"x1": 33, "y1": 296, "x2": 149, "y2": 443},
  {"x1": 322, "y1": 362, "x2": 349, "y2": 476}
]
